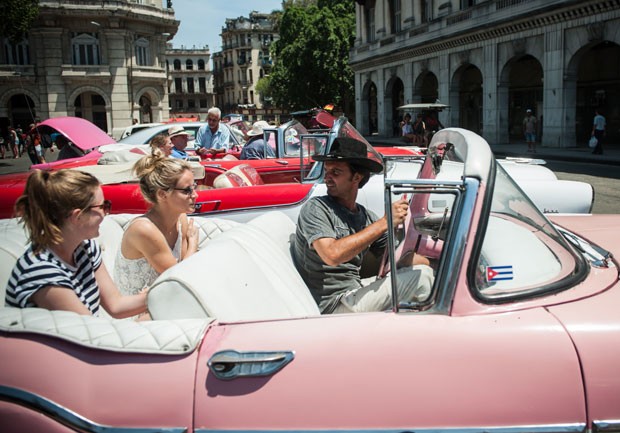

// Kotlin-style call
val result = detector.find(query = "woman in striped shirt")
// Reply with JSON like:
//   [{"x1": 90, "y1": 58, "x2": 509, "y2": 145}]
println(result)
[{"x1": 5, "y1": 169, "x2": 147, "y2": 318}]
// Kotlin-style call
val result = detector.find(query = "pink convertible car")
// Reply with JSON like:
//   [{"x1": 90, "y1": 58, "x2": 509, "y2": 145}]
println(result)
[{"x1": 0, "y1": 126, "x2": 618, "y2": 432}]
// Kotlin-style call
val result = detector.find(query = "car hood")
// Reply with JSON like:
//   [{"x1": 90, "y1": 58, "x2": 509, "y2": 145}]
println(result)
[
  {"x1": 38, "y1": 117, "x2": 116, "y2": 151},
  {"x1": 548, "y1": 214, "x2": 620, "y2": 261}
]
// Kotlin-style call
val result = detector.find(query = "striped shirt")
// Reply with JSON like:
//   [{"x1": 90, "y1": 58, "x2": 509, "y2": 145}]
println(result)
[{"x1": 5, "y1": 239, "x2": 103, "y2": 315}]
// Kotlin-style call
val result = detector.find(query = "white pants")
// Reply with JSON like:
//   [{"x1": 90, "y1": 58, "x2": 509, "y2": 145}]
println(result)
[{"x1": 332, "y1": 265, "x2": 434, "y2": 314}]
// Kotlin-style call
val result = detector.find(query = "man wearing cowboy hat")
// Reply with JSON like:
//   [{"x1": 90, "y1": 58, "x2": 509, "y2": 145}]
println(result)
[
  {"x1": 240, "y1": 121, "x2": 274, "y2": 160},
  {"x1": 293, "y1": 137, "x2": 433, "y2": 314},
  {"x1": 168, "y1": 125, "x2": 190, "y2": 159}
]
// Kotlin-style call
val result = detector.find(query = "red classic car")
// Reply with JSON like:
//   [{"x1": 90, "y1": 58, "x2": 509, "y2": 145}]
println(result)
[
  {"x1": 0, "y1": 126, "x2": 618, "y2": 432},
  {"x1": 0, "y1": 116, "x2": 593, "y2": 221}
]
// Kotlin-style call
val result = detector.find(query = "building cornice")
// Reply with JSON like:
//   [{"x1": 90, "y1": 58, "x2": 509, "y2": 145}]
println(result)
[{"x1": 350, "y1": 0, "x2": 620, "y2": 71}]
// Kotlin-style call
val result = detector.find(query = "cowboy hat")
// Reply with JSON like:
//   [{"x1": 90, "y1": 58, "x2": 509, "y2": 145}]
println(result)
[
  {"x1": 313, "y1": 137, "x2": 383, "y2": 173},
  {"x1": 247, "y1": 120, "x2": 270, "y2": 137},
  {"x1": 168, "y1": 125, "x2": 189, "y2": 138}
]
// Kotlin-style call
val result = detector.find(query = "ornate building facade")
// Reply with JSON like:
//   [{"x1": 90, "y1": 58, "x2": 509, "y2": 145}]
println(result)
[
  {"x1": 212, "y1": 11, "x2": 280, "y2": 120},
  {"x1": 350, "y1": 0, "x2": 620, "y2": 147},
  {"x1": 0, "y1": 0, "x2": 178, "y2": 136},
  {"x1": 166, "y1": 45, "x2": 215, "y2": 121}
]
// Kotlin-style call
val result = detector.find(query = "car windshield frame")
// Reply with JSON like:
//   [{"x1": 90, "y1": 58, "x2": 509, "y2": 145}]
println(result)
[{"x1": 383, "y1": 128, "x2": 590, "y2": 314}]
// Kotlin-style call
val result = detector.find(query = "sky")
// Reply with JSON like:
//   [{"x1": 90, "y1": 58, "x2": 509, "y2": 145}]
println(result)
[{"x1": 169, "y1": 0, "x2": 284, "y2": 53}]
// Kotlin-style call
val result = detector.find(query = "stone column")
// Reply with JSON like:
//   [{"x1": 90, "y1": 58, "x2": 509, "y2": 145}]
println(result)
[
  {"x1": 376, "y1": 68, "x2": 386, "y2": 136},
  {"x1": 35, "y1": 28, "x2": 66, "y2": 119},
  {"x1": 482, "y1": 44, "x2": 500, "y2": 144},
  {"x1": 105, "y1": 29, "x2": 132, "y2": 133},
  {"x1": 542, "y1": 28, "x2": 566, "y2": 147}
]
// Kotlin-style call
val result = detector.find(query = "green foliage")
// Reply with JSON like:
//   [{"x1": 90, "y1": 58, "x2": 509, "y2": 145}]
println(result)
[
  {"x1": 269, "y1": 0, "x2": 355, "y2": 111},
  {"x1": 255, "y1": 76, "x2": 273, "y2": 105},
  {"x1": 0, "y1": 0, "x2": 39, "y2": 43}
]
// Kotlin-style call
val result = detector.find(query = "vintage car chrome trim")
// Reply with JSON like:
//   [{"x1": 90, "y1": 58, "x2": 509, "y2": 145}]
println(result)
[
  {"x1": 0, "y1": 385, "x2": 186, "y2": 433},
  {"x1": 208, "y1": 350, "x2": 295, "y2": 380},
  {"x1": 594, "y1": 420, "x2": 620, "y2": 433},
  {"x1": 198, "y1": 424, "x2": 586, "y2": 433},
  {"x1": 435, "y1": 177, "x2": 479, "y2": 313},
  {"x1": 383, "y1": 176, "x2": 466, "y2": 312}
]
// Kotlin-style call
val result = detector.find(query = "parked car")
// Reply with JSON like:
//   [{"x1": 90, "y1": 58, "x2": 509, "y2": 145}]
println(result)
[
  {"x1": 0, "y1": 126, "x2": 618, "y2": 432},
  {"x1": 118, "y1": 120, "x2": 246, "y2": 151},
  {"x1": 0, "y1": 117, "x2": 593, "y2": 220},
  {"x1": 113, "y1": 122, "x2": 164, "y2": 141}
]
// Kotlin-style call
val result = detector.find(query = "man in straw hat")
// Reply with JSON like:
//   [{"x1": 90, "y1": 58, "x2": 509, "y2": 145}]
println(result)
[
  {"x1": 293, "y1": 137, "x2": 433, "y2": 314},
  {"x1": 240, "y1": 121, "x2": 274, "y2": 160},
  {"x1": 168, "y1": 125, "x2": 190, "y2": 159}
]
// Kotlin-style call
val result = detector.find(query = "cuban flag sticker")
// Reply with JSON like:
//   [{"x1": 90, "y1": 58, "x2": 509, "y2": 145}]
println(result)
[{"x1": 486, "y1": 265, "x2": 514, "y2": 282}]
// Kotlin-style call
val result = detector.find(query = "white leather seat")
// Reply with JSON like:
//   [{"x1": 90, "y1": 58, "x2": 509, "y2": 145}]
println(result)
[{"x1": 148, "y1": 211, "x2": 320, "y2": 321}]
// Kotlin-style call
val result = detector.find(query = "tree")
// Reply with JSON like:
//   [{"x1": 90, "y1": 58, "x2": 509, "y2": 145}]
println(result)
[
  {"x1": 269, "y1": 0, "x2": 355, "y2": 111},
  {"x1": 0, "y1": 0, "x2": 39, "y2": 43},
  {"x1": 255, "y1": 76, "x2": 273, "y2": 107}
]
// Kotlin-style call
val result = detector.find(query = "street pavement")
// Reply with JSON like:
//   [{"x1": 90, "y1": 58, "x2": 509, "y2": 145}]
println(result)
[
  {"x1": 1, "y1": 137, "x2": 618, "y2": 177},
  {"x1": 0, "y1": 147, "x2": 61, "y2": 175}
]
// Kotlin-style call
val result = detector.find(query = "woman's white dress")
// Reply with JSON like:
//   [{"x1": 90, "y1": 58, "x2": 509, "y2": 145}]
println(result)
[{"x1": 114, "y1": 219, "x2": 182, "y2": 295}]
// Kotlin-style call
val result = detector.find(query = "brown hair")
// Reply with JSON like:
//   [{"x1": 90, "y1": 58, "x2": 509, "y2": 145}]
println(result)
[
  {"x1": 149, "y1": 133, "x2": 169, "y2": 153},
  {"x1": 133, "y1": 152, "x2": 192, "y2": 205},
  {"x1": 15, "y1": 169, "x2": 101, "y2": 252}
]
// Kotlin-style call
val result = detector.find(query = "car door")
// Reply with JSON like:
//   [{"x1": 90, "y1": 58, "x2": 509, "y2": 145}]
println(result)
[{"x1": 193, "y1": 311, "x2": 585, "y2": 431}]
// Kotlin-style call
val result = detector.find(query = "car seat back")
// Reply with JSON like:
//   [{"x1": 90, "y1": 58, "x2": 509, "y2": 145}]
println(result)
[
  {"x1": 147, "y1": 211, "x2": 320, "y2": 321},
  {"x1": 213, "y1": 164, "x2": 264, "y2": 188}
]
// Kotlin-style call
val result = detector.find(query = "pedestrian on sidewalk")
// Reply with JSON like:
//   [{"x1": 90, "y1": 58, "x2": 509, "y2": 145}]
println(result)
[
  {"x1": 523, "y1": 109, "x2": 537, "y2": 153},
  {"x1": 591, "y1": 108, "x2": 606, "y2": 155}
]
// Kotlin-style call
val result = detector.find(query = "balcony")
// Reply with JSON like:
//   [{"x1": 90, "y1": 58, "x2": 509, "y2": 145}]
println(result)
[
  {"x1": 131, "y1": 66, "x2": 167, "y2": 80},
  {"x1": 61, "y1": 64, "x2": 111, "y2": 82},
  {"x1": 0, "y1": 65, "x2": 35, "y2": 78}
]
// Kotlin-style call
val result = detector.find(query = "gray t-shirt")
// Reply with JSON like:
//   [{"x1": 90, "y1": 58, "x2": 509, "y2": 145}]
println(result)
[{"x1": 293, "y1": 195, "x2": 387, "y2": 313}]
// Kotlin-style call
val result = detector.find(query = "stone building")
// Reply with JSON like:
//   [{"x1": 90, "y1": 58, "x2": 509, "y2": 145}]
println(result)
[
  {"x1": 350, "y1": 0, "x2": 620, "y2": 147},
  {"x1": 213, "y1": 11, "x2": 280, "y2": 121},
  {"x1": 166, "y1": 45, "x2": 215, "y2": 121},
  {"x1": 0, "y1": 0, "x2": 178, "y2": 136}
]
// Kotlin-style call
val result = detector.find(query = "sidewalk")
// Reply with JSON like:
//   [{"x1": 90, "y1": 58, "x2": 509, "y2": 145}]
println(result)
[{"x1": 367, "y1": 135, "x2": 620, "y2": 166}]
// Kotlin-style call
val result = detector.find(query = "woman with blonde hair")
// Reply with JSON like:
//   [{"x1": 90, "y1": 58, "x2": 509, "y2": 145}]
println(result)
[
  {"x1": 5, "y1": 170, "x2": 147, "y2": 317},
  {"x1": 113, "y1": 152, "x2": 199, "y2": 294},
  {"x1": 149, "y1": 133, "x2": 173, "y2": 157}
]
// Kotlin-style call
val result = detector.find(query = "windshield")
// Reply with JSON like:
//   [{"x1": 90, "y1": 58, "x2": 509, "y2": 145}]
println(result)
[
  {"x1": 304, "y1": 118, "x2": 383, "y2": 181},
  {"x1": 472, "y1": 163, "x2": 586, "y2": 300},
  {"x1": 383, "y1": 129, "x2": 587, "y2": 310}
]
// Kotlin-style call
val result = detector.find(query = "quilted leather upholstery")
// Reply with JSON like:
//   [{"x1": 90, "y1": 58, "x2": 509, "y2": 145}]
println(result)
[
  {"x1": 0, "y1": 307, "x2": 211, "y2": 354},
  {"x1": 148, "y1": 211, "x2": 320, "y2": 321}
]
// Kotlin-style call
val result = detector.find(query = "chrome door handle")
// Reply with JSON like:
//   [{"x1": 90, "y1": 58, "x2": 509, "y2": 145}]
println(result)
[{"x1": 208, "y1": 350, "x2": 294, "y2": 380}]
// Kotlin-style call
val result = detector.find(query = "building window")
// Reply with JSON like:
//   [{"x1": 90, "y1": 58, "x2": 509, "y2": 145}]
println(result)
[
  {"x1": 71, "y1": 33, "x2": 100, "y2": 65},
  {"x1": 365, "y1": 8, "x2": 375, "y2": 42},
  {"x1": 176, "y1": 99, "x2": 183, "y2": 109},
  {"x1": 199, "y1": 77, "x2": 206, "y2": 93},
  {"x1": 134, "y1": 37, "x2": 150, "y2": 66},
  {"x1": 198, "y1": 59, "x2": 205, "y2": 70},
  {"x1": 4, "y1": 39, "x2": 30, "y2": 65},
  {"x1": 188, "y1": 99, "x2": 196, "y2": 109},
  {"x1": 187, "y1": 77, "x2": 194, "y2": 93},
  {"x1": 186, "y1": 59, "x2": 193, "y2": 70},
  {"x1": 420, "y1": 0, "x2": 430, "y2": 23},
  {"x1": 461, "y1": 0, "x2": 475, "y2": 8},
  {"x1": 173, "y1": 59, "x2": 181, "y2": 70},
  {"x1": 390, "y1": 0, "x2": 402, "y2": 33},
  {"x1": 200, "y1": 99, "x2": 207, "y2": 108},
  {"x1": 175, "y1": 77, "x2": 182, "y2": 93}
]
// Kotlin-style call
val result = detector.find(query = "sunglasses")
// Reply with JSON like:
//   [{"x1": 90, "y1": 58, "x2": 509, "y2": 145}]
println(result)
[
  {"x1": 172, "y1": 183, "x2": 198, "y2": 196},
  {"x1": 86, "y1": 199, "x2": 112, "y2": 215}
]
